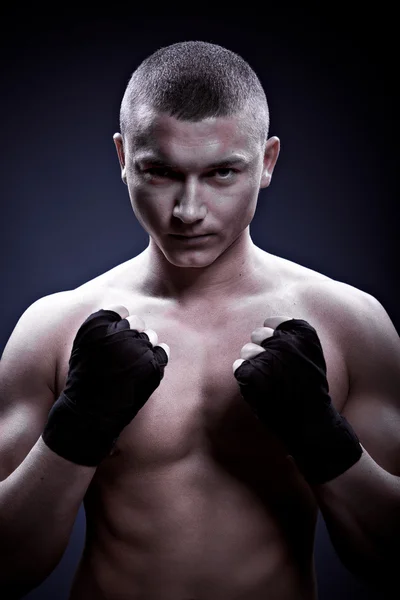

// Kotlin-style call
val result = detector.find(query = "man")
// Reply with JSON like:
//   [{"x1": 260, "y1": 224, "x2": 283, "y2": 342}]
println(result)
[{"x1": 0, "y1": 41, "x2": 399, "y2": 600}]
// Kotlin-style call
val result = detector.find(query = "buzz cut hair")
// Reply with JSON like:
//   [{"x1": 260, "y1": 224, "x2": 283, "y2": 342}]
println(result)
[{"x1": 120, "y1": 41, "x2": 270, "y2": 149}]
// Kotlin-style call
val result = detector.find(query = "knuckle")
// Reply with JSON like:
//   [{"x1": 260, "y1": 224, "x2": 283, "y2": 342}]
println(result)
[
  {"x1": 106, "y1": 305, "x2": 129, "y2": 318},
  {"x1": 252, "y1": 326, "x2": 267, "y2": 335},
  {"x1": 243, "y1": 342, "x2": 255, "y2": 351},
  {"x1": 144, "y1": 329, "x2": 158, "y2": 345},
  {"x1": 126, "y1": 315, "x2": 145, "y2": 330}
]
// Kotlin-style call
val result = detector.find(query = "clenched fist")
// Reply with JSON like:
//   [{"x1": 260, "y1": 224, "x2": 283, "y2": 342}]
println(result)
[
  {"x1": 233, "y1": 317, "x2": 363, "y2": 484},
  {"x1": 42, "y1": 307, "x2": 169, "y2": 466}
]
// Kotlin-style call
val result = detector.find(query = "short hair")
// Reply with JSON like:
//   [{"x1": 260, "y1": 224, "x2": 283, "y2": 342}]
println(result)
[{"x1": 120, "y1": 41, "x2": 269, "y2": 149}]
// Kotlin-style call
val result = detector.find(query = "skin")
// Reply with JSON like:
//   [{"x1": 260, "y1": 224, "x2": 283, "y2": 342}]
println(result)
[{"x1": 1, "y1": 105, "x2": 400, "y2": 599}]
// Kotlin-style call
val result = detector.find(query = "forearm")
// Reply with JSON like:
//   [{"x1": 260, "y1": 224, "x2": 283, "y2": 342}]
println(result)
[
  {"x1": 0, "y1": 436, "x2": 96, "y2": 594},
  {"x1": 312, "y1": 447, "x2": 400, "y2": 583}
]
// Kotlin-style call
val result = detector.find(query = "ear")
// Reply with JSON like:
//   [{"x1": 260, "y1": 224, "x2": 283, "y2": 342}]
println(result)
[
  {"x1": 113, "y1": 133, "x2": 127, "y2": 184},
  {"x1": 260, "y1": 136, "x2": 280, "y2": 189}
]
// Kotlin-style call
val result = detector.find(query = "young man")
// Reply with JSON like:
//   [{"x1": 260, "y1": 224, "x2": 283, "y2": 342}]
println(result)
[{"x1": 0, "y1": 41, "x2": 399, "y2": 600}]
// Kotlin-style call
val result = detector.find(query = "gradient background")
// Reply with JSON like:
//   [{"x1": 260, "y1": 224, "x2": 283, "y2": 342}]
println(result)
[{"x1": 1, "y1": 6, "x2": 398, "y2": 600}]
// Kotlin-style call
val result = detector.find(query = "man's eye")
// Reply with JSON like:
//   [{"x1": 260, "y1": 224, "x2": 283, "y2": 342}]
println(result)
[
  {"x1": 211, "y1": 168, "x2": 237, "y2": 180},
  {"x1": 144, "y1": 168, "x2": 173, "y2": 179}
]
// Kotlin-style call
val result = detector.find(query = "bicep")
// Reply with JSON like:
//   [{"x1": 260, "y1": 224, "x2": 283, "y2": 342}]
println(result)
[
  {"x1": 0, "y1": 298, "x2": 59, "y2": 480},
  {"x1": 341, "y1": 295, "x2": 400, "y2": 476},
  {"x1": 0, "y1": 398, "x2": 54, "y2": 481},
  {"x1": 343, "y1": 394, "x2": 400, "y2": 477}
]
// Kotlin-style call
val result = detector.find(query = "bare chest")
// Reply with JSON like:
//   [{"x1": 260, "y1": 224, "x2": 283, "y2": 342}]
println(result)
[{"x1": 54, "y1": 291, "x2": 349, "y2": 470}]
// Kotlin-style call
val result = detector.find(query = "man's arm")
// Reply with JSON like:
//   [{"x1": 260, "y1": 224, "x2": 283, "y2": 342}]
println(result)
[
  {"x1": 310, "y1": 287, "x2": 400, "y2": 588},
  {"x1": 0, "y1": 296, "x2": 169, "y2": 598},
  {"x1": 234, "y1": 279, "x2": 400, "y2": 590},
  {"x1": 0, "y1": 294, "x2": 97, "y2": 597}
]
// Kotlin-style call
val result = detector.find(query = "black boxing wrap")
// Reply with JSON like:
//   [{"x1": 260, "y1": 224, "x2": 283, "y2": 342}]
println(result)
[
  {"x1": 234, "y1": 319, "x2": 363, "y2": 484},
  {"x1": 42, "y1": 309, "x2": 168, "y2": 466}
]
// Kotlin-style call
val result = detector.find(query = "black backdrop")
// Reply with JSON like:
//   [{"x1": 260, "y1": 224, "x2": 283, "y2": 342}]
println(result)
[{"x1": 1, "y1": 6, "x2": 398, "y2": 600}]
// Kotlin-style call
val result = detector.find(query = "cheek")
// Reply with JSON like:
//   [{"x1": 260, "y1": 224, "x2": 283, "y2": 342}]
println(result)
[
  {"x1": 217, "y1": 183, "x2": 259, "y2": 229},
  {"x1": 127, "y1": 184, "x2": 172, "y2": 230}
]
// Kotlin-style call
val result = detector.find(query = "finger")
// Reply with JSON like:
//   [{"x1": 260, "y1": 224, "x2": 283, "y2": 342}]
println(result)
[
  {"x1": 240, "y1": 342, "x2": 265, "y2": 360},
  {"x1": 156, "y1": 342, "x2": 170, "y2": 361},
  {"x1": 143, "y1": 328, "x2": 158, "y2": 347},
  {"x1": 233, "y1": 358, "x2": 245, "y2": 374},
  {"x1": 104, "y1": 305, "x2": 129, "y2": 320},
  {"x1": 263, "y1": 315, "x2": 294, "y2": 330},
  {"x1": 251, "y1": 326, "x2": 275, "y2": 345},
  {"x1": 125, "y1": 314, "x2": 146, "y2": 332}
]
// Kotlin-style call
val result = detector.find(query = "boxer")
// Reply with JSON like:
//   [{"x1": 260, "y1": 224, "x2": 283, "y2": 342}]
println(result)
[{"x1": 1, "y1": 41, "x2": 399, "y2": 599}]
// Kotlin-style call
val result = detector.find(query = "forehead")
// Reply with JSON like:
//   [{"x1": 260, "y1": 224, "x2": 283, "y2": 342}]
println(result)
[{"x1": 127, "y1": 105, "x2": 260, "y2": 166}]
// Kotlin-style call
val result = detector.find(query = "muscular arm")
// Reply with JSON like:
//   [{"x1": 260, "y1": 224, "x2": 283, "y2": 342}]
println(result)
[
  {"x1": 0, "y1": 440, "x2": 96, "y2": 597},
  {"x1": 0, "y1": 295, "x2": 96, "y2": 598},
  {"x1": 310, "y1": 289, "x2": 400, "y2": 588}
]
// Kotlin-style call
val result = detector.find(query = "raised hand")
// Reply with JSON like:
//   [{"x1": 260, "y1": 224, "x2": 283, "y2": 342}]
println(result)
[
  {"x1": 42, "y1": 307, "x2": 169, "y2": 466},
  {"x1": 233, "y1": 317, "x2": 363, "y2": 484}
]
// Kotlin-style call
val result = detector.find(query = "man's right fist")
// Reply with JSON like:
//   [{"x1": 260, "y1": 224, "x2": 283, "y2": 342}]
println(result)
[{"x1": 42, "y1": 307, "x2": 169, "y2": 466}]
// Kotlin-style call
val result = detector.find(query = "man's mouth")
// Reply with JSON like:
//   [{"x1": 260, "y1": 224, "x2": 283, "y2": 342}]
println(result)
[{"x1": 169, "y1": 233, "x2": 213, "y2": 240}]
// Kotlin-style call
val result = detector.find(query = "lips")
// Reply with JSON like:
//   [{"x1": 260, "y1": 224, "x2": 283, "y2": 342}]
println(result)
[{"x1": 169, "y1": 233, "x2": 213, "y2": 239}]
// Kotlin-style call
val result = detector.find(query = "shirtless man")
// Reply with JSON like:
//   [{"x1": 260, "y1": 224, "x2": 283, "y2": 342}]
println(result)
[{"x1": 0, "y1": 41, "x2": 399, "y2": 600}]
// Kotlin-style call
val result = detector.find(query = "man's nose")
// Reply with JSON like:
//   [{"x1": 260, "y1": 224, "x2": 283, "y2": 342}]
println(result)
[{"x1": 172, "y1": 178, "x2": 207, "y2": 223}]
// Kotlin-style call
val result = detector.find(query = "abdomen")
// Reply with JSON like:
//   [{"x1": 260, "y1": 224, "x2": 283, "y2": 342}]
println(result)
[{"x1": 72, "y1": 446, "x2": 318, "y2": 599}]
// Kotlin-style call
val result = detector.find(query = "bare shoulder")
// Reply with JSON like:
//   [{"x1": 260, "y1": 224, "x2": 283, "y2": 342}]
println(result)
[
  {"x1": 1, "y1": 250, "x2": 142, "y2": 398},
  {"x1": 2, "y1": 290, "x2": 77, "y2": 363},
  {"x1": 28, "y1": 253, "x2": 146, "y2": 332},
  {"x1": 261, "y1": 250, "x2": 399, "y2": 361},
  {"x1": 294, "y1": 271, "x2": 398, "y2": 349},
  {"x1": 266, "y1": 252, "x2": 396, "y2": 336},
  {"x1": 11, "y1": 287, "x2": 101, "y2": 341},
  {"x1": 0, "y1": 290, "x2": 92, "y2": 394},
  {"x1": 0, "y1": 255, "x2": 133, "y2": 399}
]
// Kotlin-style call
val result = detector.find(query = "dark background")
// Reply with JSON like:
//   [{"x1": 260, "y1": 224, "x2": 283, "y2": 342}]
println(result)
[{"x1": 1, "y1": 6, "x2": 398, "y2": 599}]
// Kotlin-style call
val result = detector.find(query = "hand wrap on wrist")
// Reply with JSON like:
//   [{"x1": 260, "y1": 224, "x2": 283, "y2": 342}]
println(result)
[
  {"x1": 234, "y1": 319, "x2": 363, "y2": 484},
  {"x1": 42, "y1": 309, "x2": 168, "y2": 466}
]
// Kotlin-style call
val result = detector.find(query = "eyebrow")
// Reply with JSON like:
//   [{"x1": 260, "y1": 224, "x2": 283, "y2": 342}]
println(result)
[{"x1": 134, "y1": 154, "x2": 251, "y2": 170}]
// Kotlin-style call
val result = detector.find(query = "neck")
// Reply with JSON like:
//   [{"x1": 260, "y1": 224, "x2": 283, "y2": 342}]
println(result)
[{"x1": 138, "y1": 228, "x2": 266, "y2": 303}]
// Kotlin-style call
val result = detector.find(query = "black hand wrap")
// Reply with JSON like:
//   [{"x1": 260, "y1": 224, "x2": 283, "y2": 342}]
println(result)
[
  {"x1": 42, "y1": 309, "x2": 168, "y2": 466},
  {"x1": 234, "y1": 319, "x2": 363, "y2": 484}
]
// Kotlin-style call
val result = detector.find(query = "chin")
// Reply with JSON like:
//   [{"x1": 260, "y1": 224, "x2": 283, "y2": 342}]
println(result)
[{"x1": 161, "y1": 248, "x2": 220, "y2": 269}]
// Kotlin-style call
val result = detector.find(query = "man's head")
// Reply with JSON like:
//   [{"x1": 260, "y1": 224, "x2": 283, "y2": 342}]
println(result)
[{"x1": 114, "y1": 41, "x2": 279, "y2": 268}]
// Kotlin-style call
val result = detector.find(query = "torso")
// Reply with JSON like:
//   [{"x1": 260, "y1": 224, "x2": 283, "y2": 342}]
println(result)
[{"x1": 52, "y1": 248, "x2": 350, "y2": 600}]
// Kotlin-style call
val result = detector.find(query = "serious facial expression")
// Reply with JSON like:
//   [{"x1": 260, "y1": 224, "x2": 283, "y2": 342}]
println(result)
[{"x1": 116, "y1": 106, "x2": 273, "y2": 268}]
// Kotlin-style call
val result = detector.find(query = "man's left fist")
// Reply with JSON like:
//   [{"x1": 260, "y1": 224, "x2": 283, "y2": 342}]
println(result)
[{"x1": 233, "y1": 317, "x2": 363, "y2": 485}]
